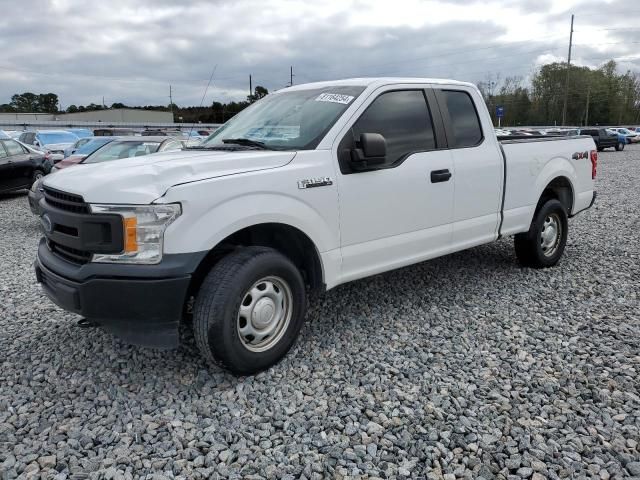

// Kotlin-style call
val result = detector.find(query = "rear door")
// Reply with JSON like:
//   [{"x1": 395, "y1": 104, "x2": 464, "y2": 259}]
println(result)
[
  {"x1": 335, "y1": 86, "x2": 455, "y2": 282},
  {"x1": 434, "y1": 87, "x2": 503, "y2": 250}
]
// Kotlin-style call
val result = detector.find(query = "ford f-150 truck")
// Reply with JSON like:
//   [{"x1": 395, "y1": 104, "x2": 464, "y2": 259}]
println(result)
[{"x1": 34, "y1": 78, "x2": 597, "y2": 374}]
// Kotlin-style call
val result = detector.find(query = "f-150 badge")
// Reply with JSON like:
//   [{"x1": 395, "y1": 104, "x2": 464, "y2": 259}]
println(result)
[{"x1": 298, "y1": 177, "x2": 333, "y2": 189}]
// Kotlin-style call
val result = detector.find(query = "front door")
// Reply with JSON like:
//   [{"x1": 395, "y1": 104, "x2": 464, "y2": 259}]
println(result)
[
  {"x1": 335, "y1": 87, "x2": 455, "y2": 283},
  {"x1": 3, "y1": 140, "x2": 33, "y2": 189},
  {"x1": 0, "y1": 143, "x2": 17, "y2": 191}
]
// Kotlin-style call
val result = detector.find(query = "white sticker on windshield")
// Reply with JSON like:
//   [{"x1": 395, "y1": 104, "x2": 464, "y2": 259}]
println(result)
[{"x1": 315, "y1": 93, "x2": 355, "y2": 105}]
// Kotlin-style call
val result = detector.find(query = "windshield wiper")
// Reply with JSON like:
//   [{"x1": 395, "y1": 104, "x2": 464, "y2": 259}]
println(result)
[{"x1": 221, "y1": 138, "x2": 271, "y2": 149}]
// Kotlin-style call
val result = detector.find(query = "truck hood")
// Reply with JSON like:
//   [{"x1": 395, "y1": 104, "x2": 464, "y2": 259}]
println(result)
[{"x1": 43, "y1": 149, "x2": 296, "y2": 204}]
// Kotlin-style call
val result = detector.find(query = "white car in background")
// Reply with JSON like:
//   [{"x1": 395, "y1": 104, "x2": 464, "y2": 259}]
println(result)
[{"x1": 18, "y1": 130, "x2": 80, "y2": 162}]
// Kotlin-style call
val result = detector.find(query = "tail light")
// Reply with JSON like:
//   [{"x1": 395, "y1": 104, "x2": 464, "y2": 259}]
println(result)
[{"x1": 590, "y1": 150, "x2": 597, "y2": 179}]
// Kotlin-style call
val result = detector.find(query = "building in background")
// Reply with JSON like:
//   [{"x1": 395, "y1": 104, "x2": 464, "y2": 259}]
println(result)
[{"x1": 0, "y1": 108, "x2": 173, "y2": 125}]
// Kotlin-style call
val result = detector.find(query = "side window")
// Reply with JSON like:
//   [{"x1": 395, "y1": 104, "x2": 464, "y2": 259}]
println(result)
[
  {"x1": 442, "y1": 90, "x2": 483, "y2": 148},
  {"x1": 0, "y1": 143, "x2": 8, "y2": 159},
  {"x1": 4, "y1": 140, "x2": 26, "y2": 156},
  {"x1": 350, "y1": 90, "x2": 436, "y2": 168}
]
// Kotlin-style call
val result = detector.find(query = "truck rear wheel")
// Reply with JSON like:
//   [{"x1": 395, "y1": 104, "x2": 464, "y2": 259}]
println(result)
[
  {"x1": 514, "y1": 198, "x2": 568, "y2": 268},
  {"x1": 193, "y1": 246, "x2": 307, "y2": 375}
]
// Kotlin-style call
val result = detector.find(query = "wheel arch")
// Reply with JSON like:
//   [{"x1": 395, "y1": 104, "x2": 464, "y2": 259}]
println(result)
[
  {"x1": 533, "y1": 155, "x2": 578, "y2": 217},
  {"x1": 188, "y1": 222, "x2": 326, "y2": 301},
  {"x1": 537, "y1": 175, "x2": 575, "y2": 216}
]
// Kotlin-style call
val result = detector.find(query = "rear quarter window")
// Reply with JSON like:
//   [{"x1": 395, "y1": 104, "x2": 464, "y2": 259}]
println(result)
[{"x1": 442, "y1": 90, "x2": 483, "y2": 148}]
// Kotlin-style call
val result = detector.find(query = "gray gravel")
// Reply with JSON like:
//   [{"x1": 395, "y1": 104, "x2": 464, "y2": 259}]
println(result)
[{"x1": 1, "y1": 146, "x2": 639, "y2": 480}]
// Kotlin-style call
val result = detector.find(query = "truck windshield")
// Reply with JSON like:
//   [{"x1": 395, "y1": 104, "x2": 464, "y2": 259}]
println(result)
[{"x1": 201, "y1": 86, "x2": 365, "y2": 150}]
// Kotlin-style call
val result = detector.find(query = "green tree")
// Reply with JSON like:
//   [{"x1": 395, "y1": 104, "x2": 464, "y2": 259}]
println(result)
[
  {"x1": 10, "y1": 92, "x2": 39, "y2": 112},
  {"x1": 247, "y1": 85, "x2": 269, "y2": 102},
  {"x1": 38, "y1": 93, "x2": 59, "y2": 113}
]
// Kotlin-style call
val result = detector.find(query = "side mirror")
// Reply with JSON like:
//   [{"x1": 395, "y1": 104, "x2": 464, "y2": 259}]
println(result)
[{"x1": 350, "y1": 133, "x2": 386, "y2": 170}]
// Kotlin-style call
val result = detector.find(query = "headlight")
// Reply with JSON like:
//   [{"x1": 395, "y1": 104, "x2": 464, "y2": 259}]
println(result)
[{"x1": 89, "y1": 204, "x2": 181, "y2": 264}]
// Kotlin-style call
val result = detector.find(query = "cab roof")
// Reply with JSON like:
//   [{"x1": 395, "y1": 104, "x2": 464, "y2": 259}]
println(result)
[{"x1": 282, "y1": 77, "x2": 476, "y2": 92}]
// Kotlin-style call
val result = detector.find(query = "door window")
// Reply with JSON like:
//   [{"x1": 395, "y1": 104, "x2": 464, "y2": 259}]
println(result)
[
  {"x1": 3, "y1": 140, "x2": 27, "y2": 156},
  {"x1": 347, "y1": 90, "x2": 436, "y2": 169},
  {"x1": 442, "y1": 90, "x2": 483, "y2": 148}
]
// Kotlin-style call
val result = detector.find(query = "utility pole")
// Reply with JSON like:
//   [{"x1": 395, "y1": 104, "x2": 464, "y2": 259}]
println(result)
[
  {"x1": 290, "y1": 66, "x2": 294, "y2": 87},
  {"x1": 249, "y1": 74, "x2": 253, "y2": 100},
  {"x1": 585, "y1": 84, "x2": 590, "y2": 126},
  {"x1": 561, "y1": 14, "x2": 574, "y2": 126},
  {"x1": 169, "y1": 85, "x2": 174, "y2": 117}
]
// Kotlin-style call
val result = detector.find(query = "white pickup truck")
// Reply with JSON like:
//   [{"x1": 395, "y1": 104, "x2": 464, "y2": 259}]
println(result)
[{"x1": 35, "y1": 78, "x2": 597, "y2": 374}]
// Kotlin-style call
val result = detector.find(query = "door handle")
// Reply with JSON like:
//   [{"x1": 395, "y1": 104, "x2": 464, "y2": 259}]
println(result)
[{"x1": 430, "y1": 169, "x2": 452, "y2": 183}]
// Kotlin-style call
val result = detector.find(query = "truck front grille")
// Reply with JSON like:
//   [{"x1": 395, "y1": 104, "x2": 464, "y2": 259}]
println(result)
[
  {"x1": 49, "y1": 240, "x2": 92, "y2": 265},
  {"x1": 43, "y1": 187, "x2": 90, "y2": 214}
]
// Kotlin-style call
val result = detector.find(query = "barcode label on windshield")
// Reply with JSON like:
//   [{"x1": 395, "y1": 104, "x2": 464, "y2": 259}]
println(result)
[{"x1": 315, "y1": 93, "x2": 354, "y2": 104}]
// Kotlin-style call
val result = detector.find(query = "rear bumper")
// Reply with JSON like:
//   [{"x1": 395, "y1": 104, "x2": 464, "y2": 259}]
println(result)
[{"x1": 35, "y1": 239, "x2": 206, "y2": 348}]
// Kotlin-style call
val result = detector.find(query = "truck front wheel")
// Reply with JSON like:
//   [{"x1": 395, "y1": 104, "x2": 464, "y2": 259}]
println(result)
[
  {"x1": 514, "y1": 198, "x2": 568, "y2": 268},
  {"x1": 193, "y1": 246, "x2": 307, "y2": 375}
]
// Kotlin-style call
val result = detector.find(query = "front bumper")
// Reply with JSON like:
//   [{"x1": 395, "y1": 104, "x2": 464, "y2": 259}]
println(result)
[
  {"x1": 35, "y1": 239, "x2": 206, "y2": 348},
  {"x1": 27, "y1": 186, "x2": 43, "y2": 216}
]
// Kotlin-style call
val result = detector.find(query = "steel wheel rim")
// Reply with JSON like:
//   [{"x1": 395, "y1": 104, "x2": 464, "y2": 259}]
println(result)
[
  {"x1": 236, "y1": 276, "x2": 292, "y2": 353},
  {"x1": 540, "y1": 213, "x2": 562, "y2": 257}
]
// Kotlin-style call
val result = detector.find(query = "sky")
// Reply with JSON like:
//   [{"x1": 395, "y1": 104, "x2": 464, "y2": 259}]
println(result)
[{"x1": 0, "y1": 0, "x2": 639, "y2": 108}]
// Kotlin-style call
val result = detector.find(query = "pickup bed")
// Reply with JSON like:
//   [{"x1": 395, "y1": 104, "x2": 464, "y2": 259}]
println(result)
[{"x1": 35, "y1": 77, "x2": 597, "y2": 374}]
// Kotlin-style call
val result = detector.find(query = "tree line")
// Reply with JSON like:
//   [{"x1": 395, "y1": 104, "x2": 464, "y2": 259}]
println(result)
[
  {"x1": 2, "y1": 61, "x2": 639, "y2": 126},
  {"x1": 0, "y1": 86, "x2": 269, "y2": 124},
  {"x1": 478, "y1": 60, "x2": 640, "y2": 127}
]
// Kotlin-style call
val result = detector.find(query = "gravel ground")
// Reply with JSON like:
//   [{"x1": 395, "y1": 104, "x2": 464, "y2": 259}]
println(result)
[{"x1": 1, "y1": 146, "x2": 639, "y2": 480}]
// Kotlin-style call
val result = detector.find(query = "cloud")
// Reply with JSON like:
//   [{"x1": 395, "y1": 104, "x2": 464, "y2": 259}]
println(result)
[{"x1": 0, "y1": 0, "x2": 637, "y2": 107}]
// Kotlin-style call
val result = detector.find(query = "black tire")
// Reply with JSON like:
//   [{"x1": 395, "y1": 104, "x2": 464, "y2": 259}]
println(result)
[
  {"x1": 615, "y1": 142, "x2": 625, "y2": 151},
  {"x1": 193, "y1": 246, "x2": 307, "y2": 375},
  {"x1": 514, "y1": 198, "x2": 568, "y2": 269},
  {"x1": 596, "y1": 146, "x2": 603, "y2": 152}
]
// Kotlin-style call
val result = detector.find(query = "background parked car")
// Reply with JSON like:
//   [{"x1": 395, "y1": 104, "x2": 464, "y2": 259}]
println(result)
[
  {"x1": 579, "y1": 128, "x2": 624, "y2": 151},
  {"x1": 55, "y1": 137, "x2": 118, "y2": 170},
  {"x1": 64, "y1": 136, "x2": 99, "y2": 158},
  {"x1": 66, "y1": 128, "x2": 94, "y2": 139},
  {"x1": 29, "y1": 137, "x2": 184, "y2": 214},
  {"x1": 611, "y1": 127, "x2": 640, "y2": 144},
  {"x1": 94, "y1": 128, "x2": 138, "y2": 136},
  {"x1": 81, "y1": 136, "x2": 184, "y2": 164},
  {"x1": 0, "y1": 138, "x2": 51, "y2": 194},
  {"x1": 18, "y1": 130, "x2": 79, "y2": 162}
]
